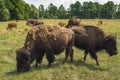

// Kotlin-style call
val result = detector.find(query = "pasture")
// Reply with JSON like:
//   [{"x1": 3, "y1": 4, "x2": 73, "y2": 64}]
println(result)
[{"x1": 0, "y1": 19, "x2": 120, "y2": 80}]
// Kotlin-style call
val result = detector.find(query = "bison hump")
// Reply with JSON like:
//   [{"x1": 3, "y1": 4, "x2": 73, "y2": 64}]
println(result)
[{"x1": 28, "y1": 25, "x2": 68, "y2": 43}]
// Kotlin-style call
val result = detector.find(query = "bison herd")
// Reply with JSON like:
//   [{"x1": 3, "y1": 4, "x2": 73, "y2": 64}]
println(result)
[{"x1": 15, "y1": 18, "x2": 117, "y2": 72}]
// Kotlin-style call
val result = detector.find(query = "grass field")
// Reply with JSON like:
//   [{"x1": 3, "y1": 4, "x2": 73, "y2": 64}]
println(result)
[{"x1": 0, "y1": 19, "x2": 120, "y2": 80}]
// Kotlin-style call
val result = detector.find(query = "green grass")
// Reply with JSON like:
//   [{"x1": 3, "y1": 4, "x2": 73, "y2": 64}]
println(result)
[{"x1": 0, "y1": 19, "x2": 120, "y2": 80}]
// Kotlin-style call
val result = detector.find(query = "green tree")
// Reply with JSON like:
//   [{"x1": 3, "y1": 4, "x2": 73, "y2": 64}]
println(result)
[
  {"x1": 58, "y1": 5, "x2": 67, "y2": 19},
  {"x1": 24, "y1": 4, "x2": 31, "y2": 19},
  {"x1": 116, "y1": 4, "x2": 120, "y2": 18},
  {"x1": 12, "y1": 0, "x2": 25, "y2": 19},
  {"x1": 100, "y1": 1, "x2": 115, "y2": 19},
  {"x1": 94, "y1": 2, "x2": 102, "y2": 18},
  {"x1": 82, "y1": 2, "x2": 89, "y2": 18},
  {"x1": 0, "y1": 0, "x2": 10, "y2": 21},
  {"x1": 30, "y1": 4, "x2": 39, "y2": 19},
  {"x1": 82, "y1": 1, "x2": 96, "y2": 18},
  {"x1": 39, "y1": 4, "x2": 45, "y2": 18},
  {"x1": 68, "y1": 1, "x2": 82, "y2": 18},
  {"x1": 47, "y1": 3, "x2": 58, "y2": 18}
]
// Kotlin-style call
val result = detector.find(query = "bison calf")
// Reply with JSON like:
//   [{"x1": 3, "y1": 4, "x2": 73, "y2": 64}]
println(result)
[
  {"x1": 58, "y1": 21, "x2": 66, "y2": 27},
  {"x1": 16, "y1": 25, "x2": 75, "y2": 72},
  {"x1": 7, "y1": 22, "x2": 17, "y2": 30}
]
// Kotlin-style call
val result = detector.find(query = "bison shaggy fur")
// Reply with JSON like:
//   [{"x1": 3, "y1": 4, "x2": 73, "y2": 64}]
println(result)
[
  {"x1": 16, "y1": 25, "x2": 75, "y2": 72},
  {"x1": 71, "y1": 25, "x2": 117, "y2": 65}
]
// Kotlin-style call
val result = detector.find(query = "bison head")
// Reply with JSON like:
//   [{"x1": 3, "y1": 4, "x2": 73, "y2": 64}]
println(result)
[
  {"x1": 104, "y1": 35, "x2": 117, "y2": 56},
  {"x1": 16, "y1": 47, "x2": 31, "y2": 72}
]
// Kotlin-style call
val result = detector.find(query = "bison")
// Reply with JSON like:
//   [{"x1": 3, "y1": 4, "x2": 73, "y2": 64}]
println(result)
[
  {"x1": 70, "y1": 25, "x2": 117, "y2": 65},
  {"x1": 97, "y1": 20, "x2": 103, "y2": 26},
  {"x1": 58, "y1": 21, "x2": 66, "y2": 27},
  {"x1": 26, "y1": 19, "x2": 44, "y2": 26},
  {"x1": 16, "y1": 25, "x2": 75, "y2": 72},
  {"x1": 7, "y1": 22, "x2": 17, "y2": 30},
  {"x1": 65, "y1": 18, "x2": 81, "y2": 28}
]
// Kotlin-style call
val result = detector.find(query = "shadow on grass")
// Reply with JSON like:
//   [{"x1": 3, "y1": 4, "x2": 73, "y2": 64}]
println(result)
[
  {"x1": 55, "y1": 58, "x2": 108, "y2": 71},
  {"x1": 6, "y1": 70, "x2": 19, "y2": 76},
  {"x1": 72, "y1": 59, "x2": 108, "y2": 71},
  {"x1": 6, "y1": 58, "x2": 108, "y2": 75}
]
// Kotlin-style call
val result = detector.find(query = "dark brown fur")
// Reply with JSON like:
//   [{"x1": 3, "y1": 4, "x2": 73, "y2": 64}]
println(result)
[
  {"x1": 16, "y1": 25, "x2": 75, "y2": 72},
  {"x1": 7, "y1": 22, "x2": 17, "y2": 30},
  {"x1": 71, "y1": 25, "x2": 117, "y2": 65}
]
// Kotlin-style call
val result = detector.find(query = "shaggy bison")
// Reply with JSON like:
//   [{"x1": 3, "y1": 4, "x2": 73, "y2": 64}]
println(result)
[
  {"x1": 7, "y1": 22, "x2": 17, "y2": 30},
  {"x1": 58, "y1": 21, "x2": 66, "y2": 27},
  {"x1": 65, "y1": 18, "x2": 81, "y2": 28},
  {"x1": 16, "y1": 25, "x2": 75, "y2": 72},
  {"x1": 26, "y1": 19, "x2": 44, "y2": 26},
  {"x1": 71, "y1": 25, "x2": 117, "y2": 65}
]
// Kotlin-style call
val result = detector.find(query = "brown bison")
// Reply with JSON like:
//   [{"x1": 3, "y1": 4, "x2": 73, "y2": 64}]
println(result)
[
  {"x1": 26, "y1": 19, "x2": 44, "y2": 26},
  {"x1": 65, "y1": 18, "x2": 81, "y2": 28},
  {"x1": 16, "y1": 25, "x2": 75, "y2": 72},
  {"x1": 97, "y1": 20, "x2": 103, "y2": 26},
  {"x1": 58, "y1": 21, "x2": 66, "y2": 27},
  {"x1": 7, "y1": 22, "x2": 17, "y2": 30},
  {"x1": 71, "y1": 25, "x2": 117, "y2": 65}
]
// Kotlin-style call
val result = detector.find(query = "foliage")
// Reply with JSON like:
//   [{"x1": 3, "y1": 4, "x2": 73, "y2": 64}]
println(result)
[
  {"x1": 0, "y1": 0, "x2": 120, "y2": 20},
  {"x1": 30, "y1": 4, "x2": 39, "y2": 19},
  {"x1": 58, "y1": 5, "x2": 67, "y2": 19},
  {"x1": 0, "y1": 0, "x2": 10, "y2": 21},
  {"x1": 47, "y1": 3, "x2": 58, "y2": 19},
  {"x1": 116, "y1": 4, "x2": 120, "y2": 18},
  {"x1": 39, "y1": 4, "x2": 45, "y2": 19}
]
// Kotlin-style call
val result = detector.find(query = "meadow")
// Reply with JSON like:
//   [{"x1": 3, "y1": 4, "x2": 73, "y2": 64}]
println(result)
[{"x1": 0, "y1": 19, "x2": 120, "y2": 80}]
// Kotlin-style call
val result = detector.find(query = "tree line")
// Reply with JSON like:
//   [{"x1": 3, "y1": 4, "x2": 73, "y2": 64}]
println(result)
[{"x1": 0, "y1": 0, "x2": 120, "y2": 21}]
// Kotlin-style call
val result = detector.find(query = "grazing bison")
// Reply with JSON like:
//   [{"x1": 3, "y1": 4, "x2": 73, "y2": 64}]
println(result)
[
  {"x1": 7, "y1": 22, "x2": 17, "y2": 30},
  {"x1": 26, "y1": 19, "x2": 44, "y2": 26},
  {"x1": 58, "y1": 21, "x2": 66, "y2": 27},
  {"x1": 65, "y1": 18, "x2": 81, "y2": 28},
  {"x1": 71, "y1": 25, "x2": 117, "y2": 65},
  {"x1": 97, "y1": 20, "x2": 103, "y2": 26},
  {"x1": 16, "y1": 25, "x2": 75, "y2": 72}
]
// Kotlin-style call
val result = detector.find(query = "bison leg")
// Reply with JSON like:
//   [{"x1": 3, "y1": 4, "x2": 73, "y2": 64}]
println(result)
[
  {"x1": 83, "y1": 50, "x2": 88, "y2": 61},
  {"x1": 63, "y1": 48, "x2": 69, "y2": 64},
  {"x1": 63, "y1": 47, "x2": 73, "y2": 64},
  {"x1": 46, "y1": 50, "x2": 55, "y2": 67},
  {"x1": 89, "y1": 50, "x2": 99, "y2": 66},
  {"x1": 35, "y1": 50, "x2": 45, "y2": 67},
  {"x1": 70, "y1": 48, "x2": 74, "y2": 62}
]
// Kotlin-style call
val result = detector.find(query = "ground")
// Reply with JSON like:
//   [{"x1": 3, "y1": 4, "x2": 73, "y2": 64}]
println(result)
[{"x1": 0, "y1": 19, "x2": 120, "y2": 80}]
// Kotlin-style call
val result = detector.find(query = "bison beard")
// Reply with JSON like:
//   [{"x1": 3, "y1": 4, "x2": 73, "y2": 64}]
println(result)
[
  {"x1": 16, "y1": 25, "x2": 75, "y2": 72},
  {"x1": 71, "y1": 25, "x2": 117, "y2": 65}
]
